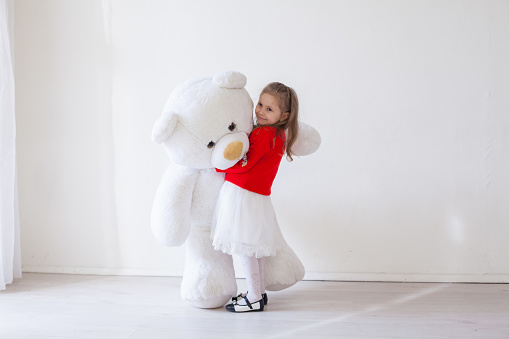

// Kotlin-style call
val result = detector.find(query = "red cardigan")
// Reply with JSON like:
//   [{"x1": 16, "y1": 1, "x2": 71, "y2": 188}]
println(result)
[{"x1": 217, "y1": 126, "x2": 285, "y2": 196}]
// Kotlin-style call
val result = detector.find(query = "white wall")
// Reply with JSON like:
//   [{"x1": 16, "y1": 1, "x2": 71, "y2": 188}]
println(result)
[{"x1": 15, "y1": 0, "x2": 509, "y2": 282}]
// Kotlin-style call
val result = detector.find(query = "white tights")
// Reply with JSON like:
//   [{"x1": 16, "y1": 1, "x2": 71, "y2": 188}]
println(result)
[{"x1": 240, "y1": 255, "x2": 266, "y2": 303}]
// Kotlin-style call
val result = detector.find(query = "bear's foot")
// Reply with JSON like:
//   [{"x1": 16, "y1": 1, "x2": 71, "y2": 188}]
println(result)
[{"x1": 264, "y1": 240, "x2": 305, "y2": 291}]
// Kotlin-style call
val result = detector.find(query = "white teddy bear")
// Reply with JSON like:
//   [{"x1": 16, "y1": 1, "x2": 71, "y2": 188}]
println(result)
[{"x1": 151, "y1": 71, "x2": 320, "y2": 308}]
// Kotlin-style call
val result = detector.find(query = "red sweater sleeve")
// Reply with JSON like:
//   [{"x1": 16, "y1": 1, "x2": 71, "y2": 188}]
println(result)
[{"x1": 217, "y1": 128, "x2": 271, "y2": 174}]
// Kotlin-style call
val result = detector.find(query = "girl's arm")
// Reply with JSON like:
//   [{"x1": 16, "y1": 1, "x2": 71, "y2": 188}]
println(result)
[{"x1": 217, "y1": 128, "x2": 270, "y2": 173}]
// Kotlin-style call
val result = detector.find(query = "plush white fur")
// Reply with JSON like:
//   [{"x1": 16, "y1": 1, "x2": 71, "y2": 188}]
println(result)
[
  {"x1": 290, "y1": 121, "x2": 322, "y2": 157},
  {"x1": 151, "y1": 71, "x2": 320, "y2": 309}
]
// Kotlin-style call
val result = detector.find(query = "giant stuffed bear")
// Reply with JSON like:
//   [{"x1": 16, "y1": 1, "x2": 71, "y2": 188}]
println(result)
[{"x1": 151, "y1": 71, "x2": 320, "y2": 308}]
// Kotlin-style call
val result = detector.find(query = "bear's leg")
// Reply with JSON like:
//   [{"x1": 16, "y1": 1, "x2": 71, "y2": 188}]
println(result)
[
  {"x1": 181, "y1": 226, "x2": 237, "y2": 308},
  {"x1": 264, "y1": 238, "x2": 305, "y2": 291}
]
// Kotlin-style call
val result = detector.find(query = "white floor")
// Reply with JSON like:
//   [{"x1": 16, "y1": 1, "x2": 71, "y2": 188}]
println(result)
[{"x1": 1, "y1": 273, "x2": 508, "y2": 338}]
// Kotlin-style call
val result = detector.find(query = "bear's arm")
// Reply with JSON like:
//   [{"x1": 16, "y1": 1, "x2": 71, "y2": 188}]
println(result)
[{"x1": 151, "y1": 163, "x2": 199, "y2": 246}]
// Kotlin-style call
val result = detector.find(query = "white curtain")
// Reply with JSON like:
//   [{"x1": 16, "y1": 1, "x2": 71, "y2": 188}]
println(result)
[{"x1": 0, "y1": 0, "x2": 21, "y2": 291}]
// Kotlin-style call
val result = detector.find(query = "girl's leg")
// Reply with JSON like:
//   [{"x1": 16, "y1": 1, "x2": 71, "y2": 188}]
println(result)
[
  {"x1": 226, "y1": 255, "x2": 264, "y2": 312},
  {"x1": 234, "y1": 257, "x2": 266, "y2": 302},
  {"x1": 258, "y1": 257, "x2": 266, "y2": 296},
  {"x1": 240, "y1": 255, "x2": 263, "y2": 303}
]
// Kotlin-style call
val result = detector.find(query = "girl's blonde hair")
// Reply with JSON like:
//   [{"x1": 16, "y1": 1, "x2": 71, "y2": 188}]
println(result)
[{"x1": 257, "y1": 82, "x2": 299, "y2": 161}]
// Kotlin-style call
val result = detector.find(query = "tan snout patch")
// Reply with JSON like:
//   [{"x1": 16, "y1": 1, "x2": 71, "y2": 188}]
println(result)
[{"x1": 223, "y1": 140, "x2": 244, "y2": 160}]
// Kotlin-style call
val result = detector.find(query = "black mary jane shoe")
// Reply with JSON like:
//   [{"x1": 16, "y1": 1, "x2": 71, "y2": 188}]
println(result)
[
  {"x1": 231, "y1": 292, "x2": 268, "y2": 306},
  {"x1": 225, "y1": 295, "x2": 264, "y2": 313}
]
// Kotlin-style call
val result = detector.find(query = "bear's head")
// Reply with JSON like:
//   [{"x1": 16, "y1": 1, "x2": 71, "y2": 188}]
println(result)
[{"x1": 152, "y1": 71, "x2": 253, "y2": 169}]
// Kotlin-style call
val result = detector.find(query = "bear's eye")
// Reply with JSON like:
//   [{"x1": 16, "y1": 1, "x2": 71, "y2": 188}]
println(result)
[
  {"x1": 228, "y1": 122, "x2": 236, "y2": 131},
  {"x1": 207, "y1": 141, "x2": 215, "y2": 148}
]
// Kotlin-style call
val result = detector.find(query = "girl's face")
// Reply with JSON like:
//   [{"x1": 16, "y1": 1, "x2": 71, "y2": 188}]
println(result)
[{"x1": 255, "y1": 93, "x2": 289, "y2": 126}]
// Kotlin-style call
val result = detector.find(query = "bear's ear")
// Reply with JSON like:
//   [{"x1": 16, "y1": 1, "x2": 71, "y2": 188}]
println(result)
[
  {"x1": 212, "y1": 71, "x2": 247, "y2": 89},
  {"x1": 290, "y1": 121, "x2": 321, "y2": 156},
  {"x1": 152, "y1": 111, "x2": 178, "y2": 144}
]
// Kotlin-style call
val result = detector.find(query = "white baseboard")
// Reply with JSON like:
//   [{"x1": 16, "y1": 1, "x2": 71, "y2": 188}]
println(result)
[
  {"x1": 22, "y1": 266, "x2": 509, "y2": 283},
  {"x1": 303, "y1": 272, "x2": 509, "y2": 283},
  {"x1": 22, "y1": 266, "x2": 180, "y2": 277}
]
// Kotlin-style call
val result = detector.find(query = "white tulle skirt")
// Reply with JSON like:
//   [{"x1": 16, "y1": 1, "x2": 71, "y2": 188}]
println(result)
[{"x1": 211, "y1": 181, "x2": 284, "y2": 258}]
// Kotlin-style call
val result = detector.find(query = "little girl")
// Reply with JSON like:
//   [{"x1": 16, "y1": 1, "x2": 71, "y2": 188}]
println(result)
[{"x1": 211, "y1": 82, "x2": 299, "y2": 313}]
